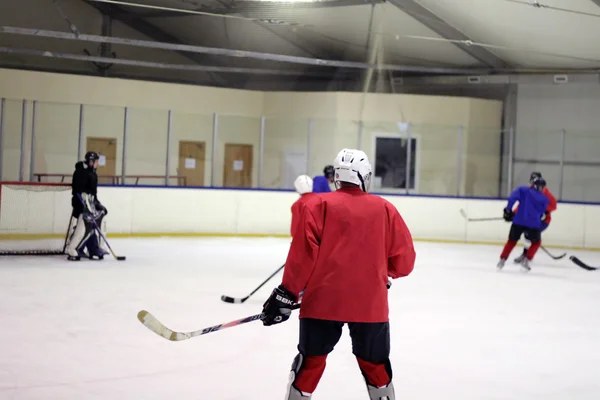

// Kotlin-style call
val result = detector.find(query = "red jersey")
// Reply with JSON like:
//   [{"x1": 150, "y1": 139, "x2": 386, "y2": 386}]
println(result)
[
  {"x1": 542, "y1": 187, "x2": 557, "y2": 224},
  {"x1": 290, "y1": 193, "x2": 317, "y2": 237},
  {"x1": 282, "y1": 186, "x2": 416, "y2": 323}
]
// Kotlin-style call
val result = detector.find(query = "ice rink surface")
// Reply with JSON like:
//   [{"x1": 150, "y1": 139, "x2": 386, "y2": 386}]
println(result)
[{"x1": 1, "y1": 238, "x2": 600, "y2": 400}]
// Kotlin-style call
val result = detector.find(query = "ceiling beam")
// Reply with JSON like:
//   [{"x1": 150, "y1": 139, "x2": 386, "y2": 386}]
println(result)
[
  {"x1": 80, "y1": 0, "x2": 234, "y2": 86},
  {"x1": 132, "y1": 0, "x2": 384, "y2": 18},
  {"x1": 387, "y1": 0, "x2": 510, "y2": 69}
]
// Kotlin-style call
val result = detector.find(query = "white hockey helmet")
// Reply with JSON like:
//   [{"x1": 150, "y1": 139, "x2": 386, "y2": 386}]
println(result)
[
  {"x1": 294, "y1": 174, "x2": 313, "y2": 195},
  {"x1": 333, "y1": 148, "x2": 372, "y2": 192}
]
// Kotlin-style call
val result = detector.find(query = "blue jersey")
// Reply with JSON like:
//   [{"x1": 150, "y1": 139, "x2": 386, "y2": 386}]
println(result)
[
  {"x1": 312, "y1": 175, "x2": 331, "y2": 193},
  {"x1": 507, "y1": 186, "x2": 549, "y2": 229}
]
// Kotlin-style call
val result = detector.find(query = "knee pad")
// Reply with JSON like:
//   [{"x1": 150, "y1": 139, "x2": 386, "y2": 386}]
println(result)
[{"x1": 285, "y1": 353, "x2": 326, "y2": 398}]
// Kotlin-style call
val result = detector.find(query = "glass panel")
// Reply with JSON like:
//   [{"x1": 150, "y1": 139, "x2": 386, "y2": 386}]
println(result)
[
  {"x1": 170, "y1": 112, "x2": 213, "y2": 187},
  {"x1": 216, "y1": 115, "x2": 260, "y2": 188},
  {"x1": 464, "y1": 127, "x2": 503, "y2": 198},
  {"x1": 125, "y1": 108, "x2": 169, "y2": 186},
  {"x1": 561, "y1": 165, "x2": 600, "y2": 203},
  {"x1": 1, "y1": 99, "x2": 26, "y2": 181},
  {"x1": 262, "y1": 117, "x2": 309, "y2": 189},
  {"x1": 82, "y1": 105, "x2": 125, "y2": 185},
  {"x1": 310, "y1": 118, "x2": 341, "y2": 192},
  {"x1": 33, "y1": 101, "x2": 80, "y2": 183}
]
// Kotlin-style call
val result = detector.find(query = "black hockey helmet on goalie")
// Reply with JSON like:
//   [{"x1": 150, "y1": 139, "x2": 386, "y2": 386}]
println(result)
[{"x1": 85, "y1": 152, "x2": 100, "y2": 169}]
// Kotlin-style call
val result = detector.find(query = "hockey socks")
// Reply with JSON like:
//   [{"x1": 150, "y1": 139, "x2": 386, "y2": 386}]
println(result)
[
  {"x1": 500, "y1": 240, "x2": 517, "y2": 260},
  {"x1": 287, "y1": 354, "x2": 326, "y2": 397},
  {"x1": 526, "y1": 241, "x2": 541, "y2": 260}
]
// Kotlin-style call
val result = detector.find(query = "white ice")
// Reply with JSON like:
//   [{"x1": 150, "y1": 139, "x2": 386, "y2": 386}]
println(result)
[{"x1": 1, "y1": 238, "x2": 600, "y2": 400}]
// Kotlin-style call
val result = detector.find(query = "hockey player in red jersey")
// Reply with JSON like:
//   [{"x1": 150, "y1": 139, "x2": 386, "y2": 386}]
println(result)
[
  {"x1": 513, "y1": 171, "x2": 557, "y2": 263},
  {"x1": 290, "y1": 175, "x2": 316, "y2": 237},
  {"x1": 261, "y1": 148, "x2": 416, "y2": 400}
]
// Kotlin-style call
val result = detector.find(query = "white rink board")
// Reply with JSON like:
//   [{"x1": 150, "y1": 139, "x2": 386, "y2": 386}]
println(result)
[{"x1": 2, "y1": 184, "x2": 599, "y2": 249}]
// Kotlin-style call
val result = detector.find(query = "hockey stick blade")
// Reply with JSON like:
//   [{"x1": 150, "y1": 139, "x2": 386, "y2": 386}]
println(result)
[
  {"x1": 220, "y1": 264, "x2": 285, "y2": 305},
  {"x1": 137, "y1": 304, "x2": 301, "y2": 341},
  {"x1": 540, "y1": 246, "x2": 566, "y2": 260},
  {"x1": 569, "y1": 256, "x2": 599, "y2": 271},
  {"x1": 220, "y1": 295, "x2": 248, "y2": 304}
]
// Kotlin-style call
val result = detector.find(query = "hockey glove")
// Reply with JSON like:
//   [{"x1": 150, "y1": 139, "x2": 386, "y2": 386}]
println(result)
[
  {"x1": 262, "y1": 285, "x2": 296, "y2": 326},
  {"x1": 503, "y1": 208, "x2": 514, "y2": 222}
]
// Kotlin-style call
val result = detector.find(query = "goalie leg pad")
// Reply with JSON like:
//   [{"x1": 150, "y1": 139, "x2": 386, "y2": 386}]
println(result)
[{"x1": 66, "y1": 216, "x2": 93, "y2": 258}]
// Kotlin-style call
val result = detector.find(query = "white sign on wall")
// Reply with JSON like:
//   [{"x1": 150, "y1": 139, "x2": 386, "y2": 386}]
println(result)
[
  {"x1": 98, "y1": 155, "x2": 106, "y2": 166},
  {"x1": 185, "y1": 158, "x2": 196, "y2": 169},
  {"x1": 233, "y1": 160, "x2": 243, "y2": 171}
]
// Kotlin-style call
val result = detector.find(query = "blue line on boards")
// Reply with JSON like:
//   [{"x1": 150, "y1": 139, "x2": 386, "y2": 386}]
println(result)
[{"x1": 96, "y1": 184, "x2": 600, "y2": 206}]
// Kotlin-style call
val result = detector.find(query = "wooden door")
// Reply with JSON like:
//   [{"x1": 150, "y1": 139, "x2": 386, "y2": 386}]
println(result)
[
  {"x1": 86, "y1": 137, "x2": 117, "y2": 184},
  {"x1": 223, "y1": 144, "x2": 253, "y2": 188},
  {"x1": 178, "y1": 141, "x2": 205, "y2": 186}
]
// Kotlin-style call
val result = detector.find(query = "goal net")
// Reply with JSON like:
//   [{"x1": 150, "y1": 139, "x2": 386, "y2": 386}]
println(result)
[{"x1": 0, "y1": 182, "x2": 72, "y2": 255}]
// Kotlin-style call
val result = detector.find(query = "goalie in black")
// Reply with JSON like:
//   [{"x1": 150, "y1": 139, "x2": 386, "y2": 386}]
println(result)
[{"x1": 65, "y1": 152, "x2": 109, "y2": 261}]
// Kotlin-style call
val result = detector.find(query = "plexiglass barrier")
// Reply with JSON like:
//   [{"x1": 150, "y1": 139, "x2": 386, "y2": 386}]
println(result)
[{"x1": 1, "y1": 97, "x2": 599, "y2": 202}]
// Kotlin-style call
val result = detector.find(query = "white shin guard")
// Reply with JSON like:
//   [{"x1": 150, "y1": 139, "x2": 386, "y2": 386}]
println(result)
[
  {"x1": 285, "y1": 354, "x2": 311, "y2": 399},
  {"x1": 366, "y1": 382, "x2": 395, "y2": 400}
]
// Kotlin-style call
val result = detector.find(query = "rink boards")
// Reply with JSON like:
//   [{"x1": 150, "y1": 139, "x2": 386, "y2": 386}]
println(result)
[{"x1": 1, "y1": 184, "x2": 600, "y2": 250}]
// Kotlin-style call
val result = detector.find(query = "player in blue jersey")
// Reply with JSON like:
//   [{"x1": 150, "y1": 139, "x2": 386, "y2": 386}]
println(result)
[
  {"x1": 312, "y1": 165, "x2": 334, "y2": 193},
  {"x1": 497, "y1": 176, "x2": 549, "y2": 272}
]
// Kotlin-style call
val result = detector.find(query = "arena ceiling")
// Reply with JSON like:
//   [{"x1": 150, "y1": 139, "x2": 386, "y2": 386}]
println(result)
[{"x1": 1, "y1": 0, "x2": 600, "y2": 91}]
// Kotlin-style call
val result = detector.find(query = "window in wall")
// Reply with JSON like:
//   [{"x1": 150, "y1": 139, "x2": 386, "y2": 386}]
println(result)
[{"x1": 373, "y1": 136, "x2": 418, "y2": 191}]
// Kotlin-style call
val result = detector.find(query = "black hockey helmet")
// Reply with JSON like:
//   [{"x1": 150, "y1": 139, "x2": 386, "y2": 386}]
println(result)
[
  {"x1": 324, "y1": 165, "x2": 334, "y2": 178},
  {"x1": 530, "y1": 171, "x2": 542, "y2": 182},
  {"x1": 85, "y1": 152, "x2": 100, "y2": 168},
  {"x1": 531, "y1": 176, "x2": 546, "y2": 191}
]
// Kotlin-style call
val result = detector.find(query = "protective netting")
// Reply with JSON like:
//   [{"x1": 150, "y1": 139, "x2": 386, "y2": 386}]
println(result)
[{"x1": 0, "y1": 182, "x2": 72, "y2": 255}]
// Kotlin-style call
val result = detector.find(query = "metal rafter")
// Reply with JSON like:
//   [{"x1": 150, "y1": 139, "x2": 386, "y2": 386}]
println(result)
[
  {"x1": 127, "y1": 0, "x2": 385, "y2": 18},
  {"x1": 387, "y1": 0, "x2": 510, "y2": 69},
  {"x1": 80, "y1": 0, "x2": 235, "y2": 86}
]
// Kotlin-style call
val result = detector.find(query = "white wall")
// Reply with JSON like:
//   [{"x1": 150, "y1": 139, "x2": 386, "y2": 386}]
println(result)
[
  {"x1": 1, "y1": 185, "x2": 598, "y2": 250},
  {"x1": 1, "y1": 69, "x2": 502, "y2": 194},
  {"x1": 516, "y1": 83, "x2": 600, "y2": 202}
]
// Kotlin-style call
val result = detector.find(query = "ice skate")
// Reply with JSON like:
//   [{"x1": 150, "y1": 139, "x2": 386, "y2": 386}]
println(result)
[
  {"x1": 496, "y1": 258, "x2": 506, "y2": 270},
  {"x1": 520, "y1": 258, "x2": 531, "y2": 272},
  {"x1": 513, "y1": 251, "x2": 526, "y2": 264}
]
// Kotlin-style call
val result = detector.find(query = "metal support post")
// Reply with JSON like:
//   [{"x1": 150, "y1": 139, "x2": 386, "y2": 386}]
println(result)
[
  {"x1": 77, "y1": 104, "x2": 85, "y2": 160},
  {"x1": 558, "y1": 129, "x2": 566, "y2": 200},
  {"x1": 456, "y1": 125, "x2": 464, "y2": 196},
  {"x1": 121, "y1": 107, "x2": 129, "y2": 185},
  {"x1": 29, "y1": 100, "x2": 37, "y2": 181},
  {"x1": 165, "y1": 110, "x2": 173, "y2": 186},
  {"x1": 306, "y1": 119, "x2": 313, "y2": 175},
  {"x1": 19, "y1": 100, "x2": 28, "y2": 182},
  {"x1": 506, "y1": 127, "x2": 515, "y2": 196},
  {"x1": 258, "y1": 116, "x2": 265, "y2": 188},
  {"x1": 0, "y1": 98, "x2": 5, "y2": 180},
  {"x1": 210, "y1": 113, "x2": 218, "y2": 186},
  {"x1": 357, "y1": 120, "x2": 364, "y2": 150},
  {"x1": 405, "y1": 124, "x2": 412, "y2": 194}
]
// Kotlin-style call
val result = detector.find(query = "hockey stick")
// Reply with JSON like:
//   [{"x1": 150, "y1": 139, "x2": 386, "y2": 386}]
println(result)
[
  {"x1": 569, "y1": 256, "x2": 598, "y2": 271},
  {"x1": 137, "y1": 303, "x2": 301, "y2": 341},
  {"x1": 459, "y1": 209, "x2": 504, "y2": 222},
  {"x1": 221, "y1": 264, "x2": 285, "y2": 304},
  {"x1": 77, "y1": 194, "x2": 126, "y2": 261},
  {"x1": 540, "y1": 246, "x2": 567, "y2": 260}
]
